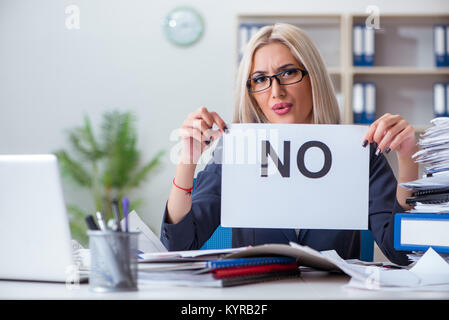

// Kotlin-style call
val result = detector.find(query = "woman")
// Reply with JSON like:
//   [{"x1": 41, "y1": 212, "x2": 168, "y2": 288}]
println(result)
[{"x1": 161, "y1": 23, "x2": 418, "y2": 266}]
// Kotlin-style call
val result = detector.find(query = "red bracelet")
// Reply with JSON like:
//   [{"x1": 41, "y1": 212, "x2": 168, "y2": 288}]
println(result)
[{"x1": 173, "y1": 177, "x2": 194, "y2": 195}]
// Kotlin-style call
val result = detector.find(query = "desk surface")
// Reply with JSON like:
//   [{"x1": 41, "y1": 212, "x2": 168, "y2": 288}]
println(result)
[{"x1": 1, "y1": 271, "x2": 449, "y2": 300}]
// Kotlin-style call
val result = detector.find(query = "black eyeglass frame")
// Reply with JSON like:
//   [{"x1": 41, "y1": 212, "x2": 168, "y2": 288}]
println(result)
[{"x1": 246, "y1": 68, "x2": 309, "y2": 93}]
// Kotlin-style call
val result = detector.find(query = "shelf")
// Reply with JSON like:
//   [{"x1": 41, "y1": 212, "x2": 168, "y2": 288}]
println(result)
[
  {"x1": 327, "y1": 67, "x2": 342, "y2": 75},
  {"x1": 352, "y1": 67, "x2": 449, "y2": 75},
  {"x1": 237, "y1": 13, "x2": 342, "y2": 20},
  {"x1": 237, "y1": 14, "x2": 343, "y2": 74},
  {"x1": 236, "y1": 13, "x2": 449, "y2": 129},
  {"x1": 351, "y1": 13, "x2": 449, "y2": 19}
]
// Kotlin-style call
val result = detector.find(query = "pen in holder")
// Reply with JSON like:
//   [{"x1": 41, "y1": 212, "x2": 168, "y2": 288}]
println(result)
[{"x1": 87, "y1": 230, "x2": 140, "y2": 293}]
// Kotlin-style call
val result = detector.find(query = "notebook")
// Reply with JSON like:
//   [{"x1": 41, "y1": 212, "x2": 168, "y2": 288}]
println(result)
[{"x1": 138, "y1": 266, "x2": 301, "y2": 288}]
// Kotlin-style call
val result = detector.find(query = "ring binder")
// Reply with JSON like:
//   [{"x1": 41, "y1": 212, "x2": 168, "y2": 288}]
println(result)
[
  {"x1": 394, "y1": 213, "x2": 449, "y2": 253},
  {"x1": 364, "y1": 26, "x2": 375, "y2": 66},
  {"x1": 353, "y1": 24, "x2": 364, "y2": 66},
  {"x1": 353, "y1": 25, "x2": 375, "y2": 66},
  {"x1": 353, "y1": 82, "x2": 376, "y2": 124},
  {"x1": 434, "y1": 24, "x2": 448, "y2": 67},
  {"x1": 433, "y1": 83, "x2": 448, "y2": 117}
]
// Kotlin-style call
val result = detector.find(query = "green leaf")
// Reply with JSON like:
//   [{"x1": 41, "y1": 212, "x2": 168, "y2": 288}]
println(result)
[
  {"x1": 66, "y1": 116, "x2": 104, "y2": 162},
  {"x1": 82, "y1": 115, "x2": 104, "y2": 158},
  {"x1": 102, "y1": 111, "x2": 140, "y2": 189},
  {"x1": 54, "y1": 150, "x2": 92, "y2": 187},
  {"x1": 67, "y1": 204, "x2": 89, "y2": 247},
  {"x1": 67, "y1": 204, "x2": 88, "y2": 219}
]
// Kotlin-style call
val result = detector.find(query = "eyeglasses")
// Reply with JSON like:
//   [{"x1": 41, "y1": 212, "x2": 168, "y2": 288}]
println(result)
[{"x1": 246, "y1": 68, "x2": 308, "y2": 93}]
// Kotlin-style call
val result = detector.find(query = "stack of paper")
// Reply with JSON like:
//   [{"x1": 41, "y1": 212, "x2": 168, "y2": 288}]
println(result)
[
  {"x1": 400, "y1": 118, "x2": 449, "y2": 213},
  {"x1": 137, "y1": 242, "x2": 449, "y2": 291},
  {"x1": 412, "y1": 117, "x2": 449, "y2": 175},
  {"x1": 138, "y1": 243, "x2": 340, "y2": 288},
  {"x1": 138, "y1": 249, "x2": 301, "y2": 287},
  {"x1": 407, "y1": 252, "x2": 449, "y2": 264}
]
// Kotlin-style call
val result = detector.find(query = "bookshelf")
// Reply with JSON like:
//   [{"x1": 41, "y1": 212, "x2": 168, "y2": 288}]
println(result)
[{"x1": 236, "y1": 13, "x2": 449, "y2": 132}]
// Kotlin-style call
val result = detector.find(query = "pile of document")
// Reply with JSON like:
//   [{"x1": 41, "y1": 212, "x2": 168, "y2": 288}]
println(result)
[
  {"x1": 83, "y1": 210, "x2": 449, "y2": 291},
  {"x1": 137, "y1": 247, "x2": 302, "y2": 287},
  {"x1": 136, "y1": 242, "x2": 449, "y2": 291},
  {"x1": 401, "y1": 117, "x2": 449, "y2": 213},
  {"x1": 407, "y1": 251, "x2": 449, "y2": 264},
  {"x1": 412, "y1": 117, "x2": 449, "y2": 176}
]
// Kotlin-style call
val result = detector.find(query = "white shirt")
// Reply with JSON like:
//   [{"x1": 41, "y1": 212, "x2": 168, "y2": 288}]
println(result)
[{"x1": 295, "y1": 229, "x2": 300, "y2": 240}]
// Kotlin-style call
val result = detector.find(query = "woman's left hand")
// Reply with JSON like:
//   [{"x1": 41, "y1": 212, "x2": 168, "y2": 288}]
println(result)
[{"x1": 362, "y1": 113, "x2": 417, "y2": 158}]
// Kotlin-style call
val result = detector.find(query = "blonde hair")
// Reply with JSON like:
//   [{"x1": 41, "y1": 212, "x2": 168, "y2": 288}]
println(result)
[{"x1": 233, "y1": 23, "x2": 340, "y2": 124}]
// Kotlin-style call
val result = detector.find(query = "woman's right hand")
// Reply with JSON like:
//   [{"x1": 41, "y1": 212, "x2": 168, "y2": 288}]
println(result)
[{"x1": 178, "y1": 107, "x2": 228, "y2": 164}]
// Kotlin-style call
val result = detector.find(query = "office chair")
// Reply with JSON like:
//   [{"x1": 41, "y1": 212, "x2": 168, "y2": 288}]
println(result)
[
  {"x1": 360, "y1": 229, "x2": 374, "y2": 262},
  {"x1": 201, "y1": 225, "x2": 233, "y2": 249}
]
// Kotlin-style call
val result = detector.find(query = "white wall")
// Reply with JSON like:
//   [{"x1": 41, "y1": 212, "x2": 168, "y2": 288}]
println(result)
[{"x1": 1, "y1": 0, "x2": 448, "y2": 238}]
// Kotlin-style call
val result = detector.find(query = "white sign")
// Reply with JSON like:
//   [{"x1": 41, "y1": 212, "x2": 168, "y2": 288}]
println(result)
[{"x1": 221, "y1": 124, "x2": 369, "y2": 230}]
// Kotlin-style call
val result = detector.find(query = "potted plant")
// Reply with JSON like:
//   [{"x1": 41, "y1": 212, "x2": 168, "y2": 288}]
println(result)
[{"x1": 55, "y1": 110, "x2": 165, "y2": 246}]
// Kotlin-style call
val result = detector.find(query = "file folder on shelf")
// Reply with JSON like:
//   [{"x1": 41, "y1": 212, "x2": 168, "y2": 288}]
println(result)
[
  {"x1": 446, "y1": 83, "x2": 449, "y2": 118},
  {"x1": 353, "y1": 82, "x2": 376, "y2": 124},
  {"x1": 434, "y1": 25, "x2": 448, "y2": 67},
  {"x1": 364, "y1": 82, "x2": 376, "y2": 123},
  {"x1": 353, "y1": 24, "x2": 364, "y2": 66},
  {"x1": 352, "y1": 83, "x2": 364, "y2": 123},
  {"x1": 394, "y1": 213, "x2": 449, "y2": 253},
  {"x1": 353, "y1": 25, "x2": 375, "y2": 66},
  {"x1": 238, "y1": 23, "x2": 265, "y2": 61},
  {"x1": 446, "y1": 25, "x2": 449, "y2": 66},
  {"x1": 238, "y1": 24, "x2": 250, "y2": 60},
  {"x1": 433, "y1": 82, "x2": 449, "y2": 117},
  {"x1": 364, "y1": 26, "x2": 375, "y2": 66}
]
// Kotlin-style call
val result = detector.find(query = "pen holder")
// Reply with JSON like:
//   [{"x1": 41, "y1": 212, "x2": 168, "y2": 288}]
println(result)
[{"x1": 87, "y1": 230, "x2": 140, "y2": 293}]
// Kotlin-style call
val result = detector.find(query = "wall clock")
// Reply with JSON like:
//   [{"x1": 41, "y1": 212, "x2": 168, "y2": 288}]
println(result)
[{"x1": 163, "y1": 7, "x2": 205, "y2": 47}]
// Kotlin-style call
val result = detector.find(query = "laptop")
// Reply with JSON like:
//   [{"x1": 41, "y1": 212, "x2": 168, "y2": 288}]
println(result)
[{"x1": 0, "y1": 154, "x2": 86, "y2": 282}]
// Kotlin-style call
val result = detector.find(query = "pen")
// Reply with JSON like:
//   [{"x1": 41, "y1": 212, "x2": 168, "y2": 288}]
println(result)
[
  {"x1": 112, "y1": 199, "x2": 122, "y2": 232},
  {"x1": 122, "y1": 197, "x2": 130, "y2": 233},
  {"x1": 95, "y1": 211, "x2": 107, "y2": 231},
  {"x1": 85, "y1": 215, "x2": 100, "y2": 231}
]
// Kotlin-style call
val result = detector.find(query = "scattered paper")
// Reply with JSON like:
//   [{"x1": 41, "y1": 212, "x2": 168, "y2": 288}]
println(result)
[
  {"x1": 344, "y1": 247, "x2": 449, "y2": 291},
  {"x1": 121, "y1": 210, "x2": 167, "y2": 253},
  {"x1": 409, "y1": 247, "x2": 449, "y2": 286},
  {"x1": 407, "y1": 251, "x2": 449, "y2": 263},
  {"x1": 291, "y1": 244, "x2": 449, "y2": 291},
  {"x1": 138, "y1": 247, "x2": 248, "y2": 262}
]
